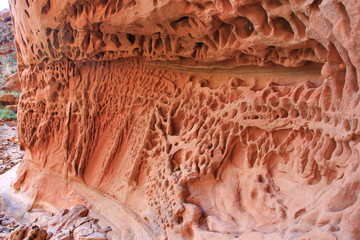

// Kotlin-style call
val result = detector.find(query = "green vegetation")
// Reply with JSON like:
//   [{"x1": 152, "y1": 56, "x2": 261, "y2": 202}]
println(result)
[
  {"x1": 0, "y1": 90, "x2": 21, "y2": 97},
  {"x1": 4, "y1": 53, "x2": 17, "y2": 64},
  {"x1": 0, "y1": 106, "x2": 16, "y2": 119}
]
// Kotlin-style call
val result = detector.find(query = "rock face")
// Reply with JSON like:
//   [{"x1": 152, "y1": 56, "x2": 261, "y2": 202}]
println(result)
[
  {"x1": 2, "y1": 73, "x2": 21, "y2": 92},
  {"x1": 7, "y1": 0, "x2": 360, "y2": 239},
  {"x1": 0, "y1": 93, "x2": 16, "y2": 106},
  {"x1": 0, "y1": 9, "x2": 17, "y2": 84}
]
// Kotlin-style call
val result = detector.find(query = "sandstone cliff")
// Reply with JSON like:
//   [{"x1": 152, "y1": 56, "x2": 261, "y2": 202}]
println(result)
[{"x1": 5, "y1": 0, "x2": 360, "y2": 239}]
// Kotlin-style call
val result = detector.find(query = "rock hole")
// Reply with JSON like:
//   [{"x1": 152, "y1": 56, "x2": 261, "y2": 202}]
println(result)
[
  {"x1": 82, "y1": 33, "x2": 90, "y2": 50},
  {"x1": 199, "y1": 78, "x2": 209, "y2": 87},
  {"x1": 176, "y1": 216, "x2": 183, "y2": 224},
  {"x1": 111, "y1": 34, "x2": 121, "y2": 48},
  {"x1": 233, "y1": 16, "x2": 254, "y2": 38},
  {"x1": 273, "y1": 17, "x2": 294, "y2": 41},
  {"x1": 230, "y1": 77, "x2": 242, "y2": 87},
  {"x1": 112, "y1": 0, "x2": 122, "y2": 12},
  {"x1": 324, "y1": 137, "x2": 336, "y2": 160},
  {"x1": 257, "y1": 175, "x2": 265, "y2": 183},
  {"x1": 95, "y1": 52, "x2": 104, "y2": 60},
  {"x1": 238, "y1": 3, "x2": 271, "y2": 35},
  {"x1": 24, "y1": 10, "x2": 30, "y2": 18},
  {"x1": 294, "y1": 208, "x2": 306, "y2": 219},
  {"x1": 309, "y1": 0, "x2": 322, "y2": 11},
  {"x1": 194, "y1": 3, "x2": 205, "y2": 10},
  {"x1": 216, "y1": 20, "x2": 232, "y2": 47},
  {"x1": 213, "y1": 29, "x2": 220, "y2": 44},
  {"x1": 45, "y1": 27, "x2": 52, "y2": 36},
  {"x1": 292, "y1": 85, "x2": 304, "y2": 103},
  {"x1": 126, "y1": 33, "x2": 135, "y2": 45},
  {"x1": 154, "y1": 36, "x2": 163, "y2": 51},
  {"x1": 290, "y1": 13, "x2": 306, "y2": 38},
  {"x1": 247, "y1": 144, "x2": 258, "y2": 168},
  {"x1": 280, "y1": 108, "x2": 288, "y2": 118},
  {"x1": 268, "y1": 96, "x2": 279, "y2": 107},
  {"x1": 53, "y1": 30, "x2": 59, "y2": 49},
  {"x1": 240, "y1": 102, "x2": 247, "y2": 113},
  {"x1": 127, "y1": 0, "x2": 137, "y2": 7},
  {"x1": 41, "y1": 0, "x2": 51, "y2": 15},
  {"x1": 343, "y1": 119, "x2": 351, "y2": 131},
  {"x1": 263, "y1": 0, "x2": 283, "y2": 9},
  {"x1": 99, "y1": 0, "x2": 108, "y2": 7},
  {"x1": 170, "y1": 16, "x2": 190, "y2": 31}
]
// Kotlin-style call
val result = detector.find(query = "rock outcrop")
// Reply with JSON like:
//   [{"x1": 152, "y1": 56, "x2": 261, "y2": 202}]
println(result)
[
  {"x1": 0, "y1": 94, "x2": 16, "y2": 106},
  {"x1": 0, "y1": 9, "x2": 16, "y2": 84},
  {"x1": 5, "y1": 205, "x2": 108, "y2": 240},
  {"x1": 2, "y1": 73, "x2": 21, "y2": 92},
  {"x1": 5, "y1": 0, "x2": 360, "y2": 239}
]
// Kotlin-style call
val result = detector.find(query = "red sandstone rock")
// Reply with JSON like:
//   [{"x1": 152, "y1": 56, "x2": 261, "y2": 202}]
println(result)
[
  {"x1": 2, "y1": 73, "x2": 20, "y2": 92},
  {"x1": 4, "y1": 0, "x2": 360, "y2": 239},
  {"x1": 0, "y1": 94, "x2": 16, "y2": 106}
]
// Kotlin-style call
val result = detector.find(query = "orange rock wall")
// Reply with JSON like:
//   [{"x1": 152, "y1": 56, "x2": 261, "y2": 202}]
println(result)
[{"x1": 9, "y1": 0, "x2": 360, "y2": 239}]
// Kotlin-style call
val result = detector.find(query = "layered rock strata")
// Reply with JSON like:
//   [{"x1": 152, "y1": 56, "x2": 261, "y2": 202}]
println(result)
[{"x1": 6, "y1": 0, "x2": 360, "y2": 239}]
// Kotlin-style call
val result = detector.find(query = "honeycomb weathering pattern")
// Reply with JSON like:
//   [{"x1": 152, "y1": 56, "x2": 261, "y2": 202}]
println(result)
[{"x1": 8, "y1": 0, "x2": 360, "y2": 239}]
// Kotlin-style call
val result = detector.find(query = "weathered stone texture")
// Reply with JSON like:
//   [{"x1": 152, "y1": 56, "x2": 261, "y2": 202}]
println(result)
[{"x1": 8, "y1": 0, "x2": 360, "y2": 239}]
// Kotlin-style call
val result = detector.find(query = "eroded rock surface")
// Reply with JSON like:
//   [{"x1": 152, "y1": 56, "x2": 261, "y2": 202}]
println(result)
[{"x1": 6, "y1": 0, "x2": 360, "y2": 239}]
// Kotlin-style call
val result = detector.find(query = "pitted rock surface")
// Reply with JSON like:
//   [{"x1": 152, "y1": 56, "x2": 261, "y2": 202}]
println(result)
[{"x1": 6, "y1": 0, "x2": 360, "y2": 239}]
